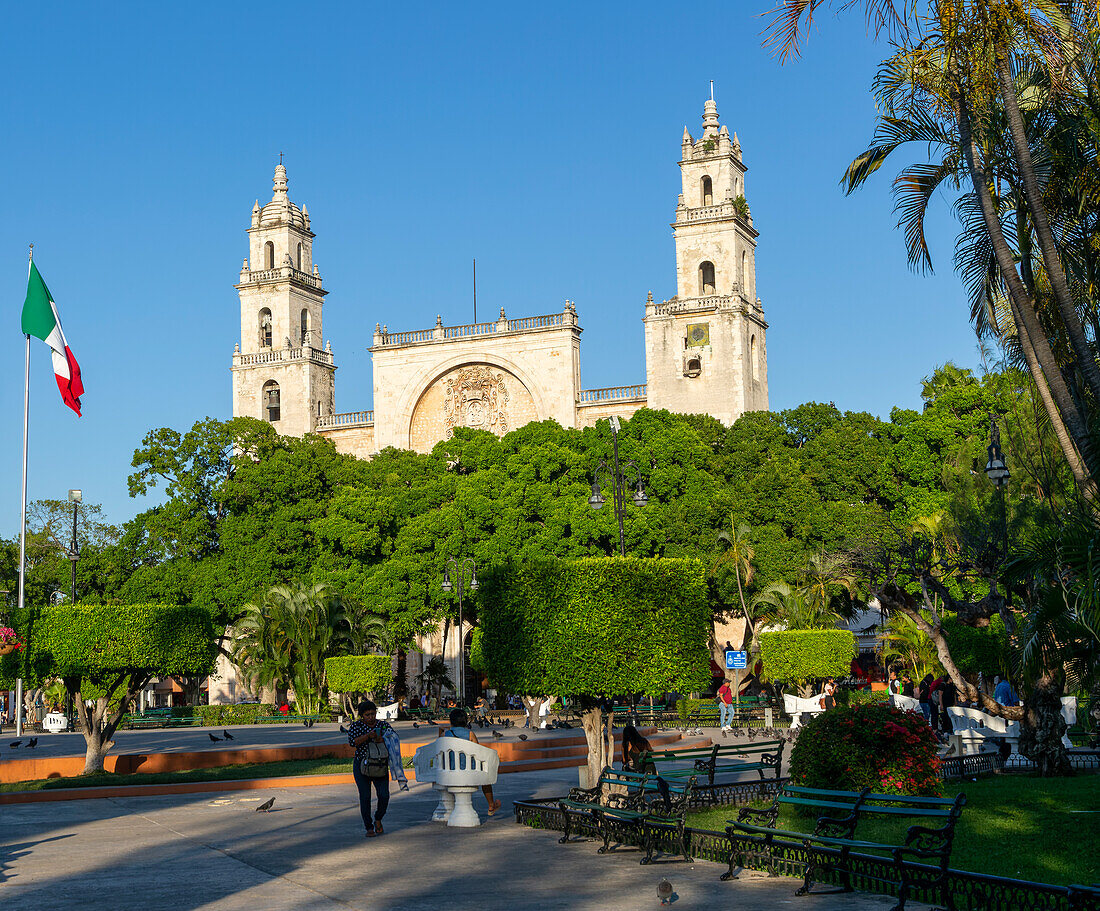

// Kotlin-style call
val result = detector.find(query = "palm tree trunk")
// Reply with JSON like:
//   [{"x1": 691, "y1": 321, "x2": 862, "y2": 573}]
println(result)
[
  {"x1": 1015, "y1": 204, "x2": 1094, "y2": 495},
  {"x1": 994, "y1": 51, "x2": 1100, "y2": 408},
  {"x1": 953, "y1": 78, "x2": 1100, "y2": 487}
]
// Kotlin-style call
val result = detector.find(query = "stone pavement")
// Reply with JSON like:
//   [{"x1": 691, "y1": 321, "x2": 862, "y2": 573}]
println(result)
[{"x1": 0, "y1": 768, "x2": 931, "y2": 911}]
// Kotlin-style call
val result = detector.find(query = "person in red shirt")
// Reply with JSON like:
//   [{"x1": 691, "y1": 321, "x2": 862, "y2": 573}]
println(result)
[{"x1": 717, "y1": 680, "x2": 734, "y2": 732}]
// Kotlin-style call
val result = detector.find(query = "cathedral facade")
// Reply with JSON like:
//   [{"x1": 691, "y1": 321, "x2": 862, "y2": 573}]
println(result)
[{"x1": 231, "y1": 96, "x2": 769, "y2": 455}]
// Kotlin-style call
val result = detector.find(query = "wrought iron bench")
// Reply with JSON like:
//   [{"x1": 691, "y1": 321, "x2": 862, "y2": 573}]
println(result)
[
  {"x1": 642, "y1": 740, "x2": 784, "y2": 787},
  {"x1": 724, "y1": 785, "x2": 967, "y2": 911},
  {"x1": 558, "y1": 768, "x2": 697, "y2": 864}
]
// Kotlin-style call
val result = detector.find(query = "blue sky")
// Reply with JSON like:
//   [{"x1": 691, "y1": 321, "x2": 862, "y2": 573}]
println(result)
[{"x1": 0, "y1": 2, "x2": 980, "y2": 535}]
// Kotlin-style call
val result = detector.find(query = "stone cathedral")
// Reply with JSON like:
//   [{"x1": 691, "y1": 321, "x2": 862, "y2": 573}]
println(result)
[{"x1": 231, "y1": 96, "x2": 770, "y2": 454}]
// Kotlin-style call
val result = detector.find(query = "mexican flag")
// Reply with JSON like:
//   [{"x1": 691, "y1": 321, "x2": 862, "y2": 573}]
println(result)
[{"x1": 21, "y1": 262, "x2": 84, "y2": 416}]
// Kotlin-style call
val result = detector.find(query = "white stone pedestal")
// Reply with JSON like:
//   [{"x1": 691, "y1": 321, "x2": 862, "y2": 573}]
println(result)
[
  {"x1": 431, "y1": 785, "x2": 455, "y2": 822},
  {"x1": 446, "y1": 787, "x2": 481, "y2": 827}
]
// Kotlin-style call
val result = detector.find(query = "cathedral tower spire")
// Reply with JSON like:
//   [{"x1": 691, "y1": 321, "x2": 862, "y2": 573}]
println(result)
[
  {"x1": 643, "y1": 91, "x2": 769, "y2": 425},
  {"x1": 231, "y1": 162, "x2": 335, "y2": 436}
]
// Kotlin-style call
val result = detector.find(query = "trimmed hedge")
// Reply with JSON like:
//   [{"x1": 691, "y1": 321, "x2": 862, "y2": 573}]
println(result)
[
  {"x1": 17, "y1": 602, "x2": 216, "y2": 684},
  {"x1": 325, "y1": 655, "x2": 393, "y2": 697},
  {"x1": 479, "y1": 557, "x2": 712, "y2": 698},
  {"x1": 759, "y1": 629, "x2": 856, "y2": 688}
]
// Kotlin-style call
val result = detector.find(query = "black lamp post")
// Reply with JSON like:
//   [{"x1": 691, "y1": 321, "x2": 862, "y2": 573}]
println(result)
[
  {"x1": 984, "y1": 417, "x2": 1012, "y2": 629},
  {"x1": 441, "y1": 557, "x2": 477, "y2": 706},
  {"x1": 984, "y1": 418, "x2": 1010, "y2": 558},
  {"x1": 67, "y1": 489, "x2": 81, "y2": 604},
  {"x1": 588, "y1": 416, "x2": 648, "y2": 556}
]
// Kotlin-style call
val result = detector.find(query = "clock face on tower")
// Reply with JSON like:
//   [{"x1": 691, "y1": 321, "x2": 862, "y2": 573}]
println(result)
[{"x1": 686, "y1": 322, "x2": 710, "y2": 347}]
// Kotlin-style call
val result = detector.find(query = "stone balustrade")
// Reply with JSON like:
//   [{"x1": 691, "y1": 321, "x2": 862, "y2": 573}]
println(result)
[
  {"x1": 233, "y1": 345, "x2": 334, "y2": 367},
  {"x1": 315, "y1": 410, "x2": 374, "y2": 430},
  {"x1": 652, "y1": 295, "x2": 733, "y2": 315},
  {"x1": 241, "y1": 266, "x2": 322, "y2": 290},
  {"x1": 374, "y1": 311, "x2": 568, "y2": 347},
  {"x1": 577, "y1": 384, "x2": 648, "y2": 404}
]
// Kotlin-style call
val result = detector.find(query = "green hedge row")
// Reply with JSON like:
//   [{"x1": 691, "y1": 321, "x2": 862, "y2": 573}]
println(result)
[
  {"x1": 479, "y1": 556, "x2": 712, "y2": 698},
  {"x1": 759, "y1": 629, "x2": 856, "y2": 687},
  {"x1": 325, "y1": 656, "x2": 392, "y2": 697},
  {"x1": 159, "y1": 704, "x2": 333, "y2": 724}
]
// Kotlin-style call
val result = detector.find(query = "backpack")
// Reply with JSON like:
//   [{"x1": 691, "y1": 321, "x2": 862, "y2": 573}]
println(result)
[
  {"x1": 931, "y1": 689, "x2": 942, "y2": 706},
  {"x1": 361, "y1": 737, "x2": 389, "y2": 778}
]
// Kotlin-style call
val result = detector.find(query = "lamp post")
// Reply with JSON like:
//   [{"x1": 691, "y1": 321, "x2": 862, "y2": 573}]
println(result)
[
  {"x1": 984, "y1": 418, "x2": 1010, "y2": 557},
  {"x1": 984, "y1": 417, "x2": 1011, "y2": 627},
  {"x1": 67, "y1": 489, "x2": 81, "y2": 604},
  {"x1": 587, "y1": 416, "x2": 648, "y2": 556},
  {"x1": 441, "y1": 557, "x2": 477, "y2": 706}
]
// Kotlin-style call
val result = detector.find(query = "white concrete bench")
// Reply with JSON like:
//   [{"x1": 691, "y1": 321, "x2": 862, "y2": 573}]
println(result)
[
  {"x1": 947, "y1": 706, "x2": 1020, "y2": 756},
  {"x1": 891, "y1": 694, "x2": 921, "y2": 713},
  {"x1": 42, "y1": 712, "x2": 69, "y2": 733},
  {"x1": 413, "y1": 736, "x2": 500, "y2": 827},
  {"x1": 783, "y1": 693, "x2": 827, "y2": 729}
]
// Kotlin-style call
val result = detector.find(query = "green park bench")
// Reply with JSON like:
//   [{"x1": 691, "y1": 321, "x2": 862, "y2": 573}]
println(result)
[
  {"x1": 724, "y1": 785, "x2": 967, "y2": 910},
  {"x1": 558, "y1": 768, "x2": 697, "y2": 864},
  {"x1": 642, "y1": 740, "x2": 784, "y2": 788}
]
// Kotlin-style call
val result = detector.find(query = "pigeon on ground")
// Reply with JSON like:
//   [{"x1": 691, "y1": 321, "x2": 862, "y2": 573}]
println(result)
[
  {"x1": 412, "y1": 722, "x2": 419, "y2": 729},
  {"x1": 426, "y1": 720, "x2": 437, "y2": 726},
  {"x1": 518, "y1": 734, "x2": 528, "y2": 741},
  {"x1": 255, "y1": 797, "x2": 275, "y2": 812},
  {"x1": 657, "y1": 879, "x2": 673, "y2": 904},
  {"x1": 8, "y1": 741, "x2": 21, "y2": 749},
  {"x1": 223, "y1": 730, "x2": 234, "y2": 740},
  {"x1": 26, "y1": 737, "x2": 37, "y2": 749},
  {"x1": 491, "y1": 730, "x2": 502, "y2": 739},
  {"x1": 208, "y1": 732, "x2": 222, "y2": 742}
]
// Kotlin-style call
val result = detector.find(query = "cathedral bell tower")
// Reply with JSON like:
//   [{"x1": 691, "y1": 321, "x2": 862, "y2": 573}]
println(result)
[
  {"x1": 644, "y1": 92, "x2": 769, "y2": 424},
  {"x1": 231, "y1": 162, "x2": 335, "y2": 436}
]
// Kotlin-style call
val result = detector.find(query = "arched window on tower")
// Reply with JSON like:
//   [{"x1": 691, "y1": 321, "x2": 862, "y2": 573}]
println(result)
[
  {"x1": 296, "y1": 243, "x2": 303, "y2": 271},
  {"x1": 259, "y1": 308, "x2": 273, "y2": 348},
  {"x1": 262, "y1": 380, "x2": 281, "y2": 422},
  {"x1": 750, "y1": 335, "x2": 756, "y2": 382},
  {"x1": 699, "y1": 261, "x2": 716, "y2": 296},
  {"x1": 701, "y1": 175, "x2": 713, "y2": 207},
  {"x1": 300, "y1": 309, "x2": 310, "y2": 346},
  {"x1": 264, "y1": 241, "x2": 275, "y2": 270}
]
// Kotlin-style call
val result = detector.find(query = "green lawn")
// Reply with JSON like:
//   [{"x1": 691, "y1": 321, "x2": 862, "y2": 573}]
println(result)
[
  {"x1": 0, "y1": 756, "x2": 354, "y2": 793},
  {"x1": 688, "y1": 775, "x2": 1100, "y2": 887}
]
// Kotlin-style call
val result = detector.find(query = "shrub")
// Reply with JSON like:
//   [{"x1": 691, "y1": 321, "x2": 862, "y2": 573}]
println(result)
[
  {"x1": 789, "y1": 702, "x2": 942, "y2": 796},
  {"x1": 167, "y1": 704, "x2": 289, "y2": 724},
  {"x1": 760, "y1": 629, "x2": 856, "y2": 691},
  {"x1": 940, "y1": 615, "x2": 1010, "y2": 678},
  {"x1": 325, "y1": 655, "x2": 393, "y2": 714}
]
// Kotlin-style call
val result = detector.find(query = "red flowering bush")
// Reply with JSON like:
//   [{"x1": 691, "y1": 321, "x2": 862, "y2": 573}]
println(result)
[
  {"x1": 788, "y1": 702, "x2": 942, "y2": 796},
  {"x1": 0, "y1": 627, "x2": 23, "y2": 650}
]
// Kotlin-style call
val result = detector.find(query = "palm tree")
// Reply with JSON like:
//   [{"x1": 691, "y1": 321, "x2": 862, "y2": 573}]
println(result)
[
  {"x1": 233, "y1": 582, "x2": 348, "y2": 714},
  {"x1": 751, "y1": 581, "x2": 840, "y2": 631},
  {"x1": 769, "y1": 0, "x2": 1100, "y2": 496},
  {"x1": 415, "y1": 655, "x2": 454, "y2": 710},
  {"x1": 799, "y1": 552, "x2": 857, "y2": 621},
  {"x1": 880, "y1": 612, "x2": 942, "y2": 681},
  {"x1": 714, "y1": 520, "x2": 757, "y2": 647}
]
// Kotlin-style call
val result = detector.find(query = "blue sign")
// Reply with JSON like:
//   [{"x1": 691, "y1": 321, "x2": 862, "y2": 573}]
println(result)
[{"x1": 725, "y1": 650, "x2": 748, "y2": 670}]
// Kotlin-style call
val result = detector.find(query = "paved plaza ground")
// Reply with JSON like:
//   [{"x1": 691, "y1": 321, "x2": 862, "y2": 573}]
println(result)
[{"x1": 0, "y1": 767, "x2": 934, "y2": 911}]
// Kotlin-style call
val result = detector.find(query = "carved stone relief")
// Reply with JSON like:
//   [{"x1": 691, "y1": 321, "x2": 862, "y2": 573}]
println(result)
[{"x1": 443, "y1": 365, "x2": 510, "y2": 438}]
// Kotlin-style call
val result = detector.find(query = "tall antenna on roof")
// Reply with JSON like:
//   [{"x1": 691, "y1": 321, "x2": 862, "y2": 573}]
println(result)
[
  {"x1": 473, "y1": 258, "x2": 477, "y2": 325},
  {"x1": 710, "y1": 80, "x2": 714, "y2": 101}
]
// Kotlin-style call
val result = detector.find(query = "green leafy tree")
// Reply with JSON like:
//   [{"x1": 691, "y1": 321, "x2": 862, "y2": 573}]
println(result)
[
  {"x1": 325, "y1": 655, "x2": 393, "y2": 716},
  {"x1": 759, "y1": 629, "x2": 856, "y2": 696},
  {"x1": 478, "y1": 556, "x2": 711, "y2": 784},
  {"x1": 4, "y1": 602, "x2": 215, "y2": 772}
]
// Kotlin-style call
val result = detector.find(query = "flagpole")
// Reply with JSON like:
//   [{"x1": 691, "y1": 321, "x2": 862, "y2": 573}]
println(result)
[{"x1": 15, "y1": 244, "x2": 32, "y2": 738}]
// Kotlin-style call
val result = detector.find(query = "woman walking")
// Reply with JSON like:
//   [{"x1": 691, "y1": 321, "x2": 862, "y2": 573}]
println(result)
[{"x1": 348, "y1": 699, "x2": 399, "y2": 837}]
